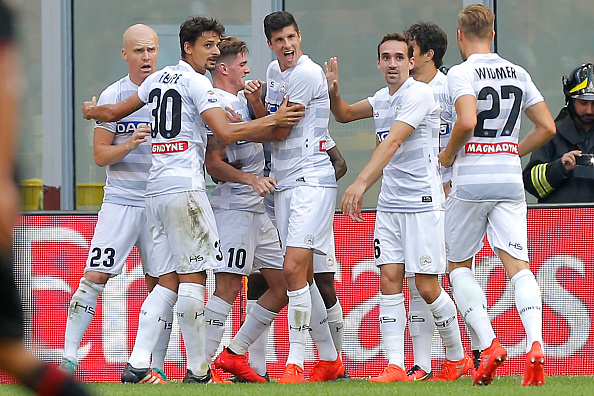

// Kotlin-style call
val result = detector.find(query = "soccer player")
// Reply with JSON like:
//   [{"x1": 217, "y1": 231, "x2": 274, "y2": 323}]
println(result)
[
  {"x1": 402, "y1": 21, "x2": 459, "y2": 381},
  {"x1": 60, "y1": 24, "x2": 171, "y2": 382},
  {"x1": 215, "y1": 11, "x2": 343, "y2": 383},
  {"x1": 438, "y1": 4, "x2": 555, "y2": 386},
  {"x1": 237, "y1": 139, "x2": 347, "y2": 381},
  {"x1": 0, "y1": 1, "x2": 90, "y2": 394},
  {"x1": 82, "y1": 16, "x2": 304, "y2": 384},
  {"x1": 326, "y1": 32, "x2": 470, "y2": 382},
  {"x1": 202, "y1": 36, "x2": 287, "y2": 383}
]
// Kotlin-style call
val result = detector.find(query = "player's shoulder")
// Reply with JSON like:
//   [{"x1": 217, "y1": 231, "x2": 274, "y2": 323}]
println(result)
[
  {"x1": 98, "y1": 75, "x2": 133, "y2": 103},
  {"x1": 292, "y1": 55, "x2": 323, "y2": 78},
  {"x1": 404, "y1": 77, "x2": 433, "y2": 98}
]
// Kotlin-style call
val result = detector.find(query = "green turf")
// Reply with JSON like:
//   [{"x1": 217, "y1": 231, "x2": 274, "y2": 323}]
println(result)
[{"x1": 2, "y1": 376, "x2": 594, "y2": 396}]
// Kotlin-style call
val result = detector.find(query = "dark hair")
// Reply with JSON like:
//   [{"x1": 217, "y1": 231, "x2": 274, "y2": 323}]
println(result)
[
  {"x1": 404, "y1": 22, "x2": 448, "y2": 69},
  {"x1": 264, "y1": 11, "x2": 299, "y2": 41},
  {"x1": 179, "y1": 16, "x2": 225, "y2": 58},
  {"x1": 217, "y1": 36, "x2": 249, "y2": 63},
  {"x1": 377, "y1": 33, "x2": 413, "y2": 59}
]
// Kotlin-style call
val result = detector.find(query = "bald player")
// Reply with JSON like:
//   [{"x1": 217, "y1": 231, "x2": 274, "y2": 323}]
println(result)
[{"x1": 60, "y1": 24, "x2": 170, "y2": 381}]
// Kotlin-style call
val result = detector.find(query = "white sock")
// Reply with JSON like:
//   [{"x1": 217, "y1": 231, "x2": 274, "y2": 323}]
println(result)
[
  {"x1": 326, "y1": 300, "x2": 344, "y2": 353},
  {"x1": 129, "y1": 285, "x2": 177, "y2": 369},
  {"x1": 286, "y1": 285, "x2": 311, "y2": 369},
  {"x1": 151, "y1": 302, "x2": 173, "y2": 372},
  {"x1": 511, "y1": 269, "x2": 543, "y2": 352},
  {"x1": 177, "y1": 283, "x2": 208, "y2": 376},
  {"x1": 246, "y1": 300, "x2": 270, "y2": 376},
  {"x1": 63, "y1": 278, "x2": 104, "y2": 361},
  {"x1": 379, "y1": 293, "x2": 406, "y2": 369},
  {"x1": 309, "y1": 281, "x2": 338, "y2": 361},
  {"x1": 449, "y1": 267, "x2": 496, "y2": 350},
  {"x1": 408, "y1": 278, "x2": 434, "y2": 372},
  {"x1": 429, "y1": 288, "x2": 464, "y2": 361},
  {"x1": 204, "y1": 295, "x2": 233, "y2": 364},
  {"x1": 228, "y1": 303, "x2": 277, "y2": 356}
]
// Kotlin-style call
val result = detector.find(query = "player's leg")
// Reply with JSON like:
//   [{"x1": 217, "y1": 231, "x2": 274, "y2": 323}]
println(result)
[
  {"x1": 206, "y1": 210, "x2": 254, "y2": 369},
  {"x1": 369, "y1": 211, "x2": 408, "y2": 383},
  {"x1": 447, "y1": 199, "x2": 506, "y2": 385},
  {"x1": 406, "y1": 274, "x2": 434, "y2": 380},
  {"x1": 313, "y1": 271, "x2": 343, "y2": 354},
  {"x1": 138, "y1": 214, "x2": 171, "y2": 379},
  {"x1": 488, "y1": 201, "x2": 544, "y2": 386},
  {"x1": 62, "y1": 203, "x2": 140, "y2": 373},
  {"x1": 123, "y1": 196, "x2": 177, "y2": 384},
  {"x1": 409, "y1": 210, "x2": 469, "y2": 381},
  {"x1": 170, "y1": 191, "x2": 224, "y2": 382},
  {"x1": 313, "y1": 232, "x2": 344, "y2": 357},
  {"x1": 245, "y1": 273, "x2": 270, "y2": 377}
]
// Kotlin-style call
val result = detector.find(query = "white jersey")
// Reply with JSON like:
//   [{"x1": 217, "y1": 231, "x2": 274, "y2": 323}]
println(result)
[
  {"x1": 429, "y1": 70, "x2": 456, "y2": 152},
  {"x1": 447, "y1": 53, "x2": 544, "y2": 201},
  {"x1": 94, "y1": 75, "x2": 152, "y2": 207},
  {"x1": 138, "y1": 60, "x2": 221, "y2": 196},
  {"x1": 262, "y1": 132, "x2": 336, "y2": 217},
  {"x1": 428, "y1": 70, "x2": 456, "y2": 184},
  {"x1": 265, "y1": 55, "x2": 336, "y2": 190},
  {"x1": 368, "y1": 77, "x2": 444, "y2": 213},
  {"x1": 209, "y1": 89, "x2": 265, "y2": 213}
]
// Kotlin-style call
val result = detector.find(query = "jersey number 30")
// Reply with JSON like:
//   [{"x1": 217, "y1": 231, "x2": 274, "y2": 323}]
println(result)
[{"x1": 148, "y1": 88, "x2": 182, "y2": 139}]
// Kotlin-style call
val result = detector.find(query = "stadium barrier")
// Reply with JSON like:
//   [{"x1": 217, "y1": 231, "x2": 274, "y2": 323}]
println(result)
[{"x1": 3, "y1": 206, "x2": 593, "y2": 382}]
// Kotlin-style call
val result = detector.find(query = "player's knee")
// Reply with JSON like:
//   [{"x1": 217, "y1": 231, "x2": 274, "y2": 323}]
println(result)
[{"x1": 83, "y1": 271, "x2": 110, "y2": 285}]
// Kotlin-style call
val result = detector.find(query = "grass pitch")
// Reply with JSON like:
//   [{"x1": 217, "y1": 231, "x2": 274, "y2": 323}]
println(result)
[{"x1": 2, "y1": 376, "x2": 594, "y2": 396}]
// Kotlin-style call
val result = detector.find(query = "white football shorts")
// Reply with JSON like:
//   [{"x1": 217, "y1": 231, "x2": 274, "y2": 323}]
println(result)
[
  {"x1": 445, "y1": 197, "x2": 529, "y2": 263},
  {"x1": 274, "y1": 186, "x2": 336, "y2": 256},
  {"x1": 146, "y1": 191, "x2": 225, "y2": 275},
  {"x1": 214, "y1": 209, "x2": 283, "y2": 276},
  {"x1": 84, "y1": 203, "x2": 157, "y2": 277},
  {"x1": 374, "y1": 210, "x2": 447, "y2": 275}
]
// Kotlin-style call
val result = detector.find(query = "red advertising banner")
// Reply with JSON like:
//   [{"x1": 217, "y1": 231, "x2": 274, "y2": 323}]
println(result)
[{"x1": 4, "y1": 208, "x2": 594, "y2": 382}]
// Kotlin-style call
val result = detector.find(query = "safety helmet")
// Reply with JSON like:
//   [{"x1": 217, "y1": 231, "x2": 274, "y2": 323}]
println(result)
[{"x1": 563, "y1": 63, "x2": 594, "y2": 102}]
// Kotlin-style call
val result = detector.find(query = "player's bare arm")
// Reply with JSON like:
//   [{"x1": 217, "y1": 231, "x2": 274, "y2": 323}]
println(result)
[
  {"x1": 83, "y1": 93, "x2": 145, "y2": 122},
  {"x1": 439, "y1": 94, "x2": 477, "y2": 167},
  {"x1": 93, "y1": 124, "x2": 150, "y2": 167},
  {"x1": 341, "y1": 121, "x2": 414, "y2": 222},
  {"x1": 202, "y1": 96, "x2": 304, "y2": 145},
  {"x1": 327, "y1": 146, "x2": 347, "y2": 181},
  {"x1": 325, "y1": 57, "x2": 374, "y2": 123},
  {"x1": 205, "y1": 135, "x2": 276, "y2": 196},
  {"x1": 244, "y1": 79, "x2": 267, "y2": 119},
  {"x1": 517, "y1": 101, "x2": 556, "y2": 157}
]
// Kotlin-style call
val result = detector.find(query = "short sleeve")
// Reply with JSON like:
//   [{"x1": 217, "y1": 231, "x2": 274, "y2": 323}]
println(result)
[
  {"x1": 447, "y1": 65, "x2": 476, "y2": 104},
  {"x1": 396, "y1": 84, "x2": 435, "y2": 129}
]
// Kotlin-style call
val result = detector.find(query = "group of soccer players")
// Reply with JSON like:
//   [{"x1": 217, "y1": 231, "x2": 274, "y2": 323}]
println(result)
[{"x1": 61, "y1": 3, "x2": 555, "y2": 387}]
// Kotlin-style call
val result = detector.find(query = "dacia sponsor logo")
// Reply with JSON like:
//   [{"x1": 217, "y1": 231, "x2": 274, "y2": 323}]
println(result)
[
  {"x1": 376, "y1": 130, "x2": 389, "y2": 142},
  {"x1": 116, "y1": 121, "x2": 144, "y2": 134}
]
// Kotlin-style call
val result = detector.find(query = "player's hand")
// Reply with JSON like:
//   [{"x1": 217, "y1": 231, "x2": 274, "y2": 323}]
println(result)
[
  {"x1": 82, "y1": 96, "x2": 97, "y2": 119},
  {"x1": 324, "y1": 57, "x2": 339, "y2": 96},
  {"x1": 561, "y1": 150, "x2": 582, "y2": 171},
  {"x1": 126, "y1": 124, "x2": 150, "y2": 151},
  {"x1": 341, "y1": 181, "x2": 365, "y2": 223},
  {"x1": 273, "y1": 96, "x2": 305, "y2": 127},
  {"x1": 249, "y1": 175, "x2": 277, "y2": 196},
  {"x1": 245, "y1": 79, "x2": 263, "y2": 103},
  {"x1": 226, "y1": 107, "x2": 244, "y2": 123},
  {"x1": 438, "y1": 148, "x2": 456, "y2": 168}
]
